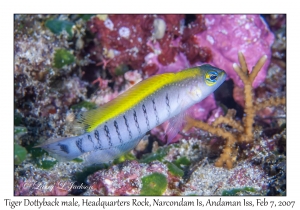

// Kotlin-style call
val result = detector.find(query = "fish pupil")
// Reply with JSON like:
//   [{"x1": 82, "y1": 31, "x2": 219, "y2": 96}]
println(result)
[{"x1": 210, "y1": 75, "x2": 217, "y2": 81}]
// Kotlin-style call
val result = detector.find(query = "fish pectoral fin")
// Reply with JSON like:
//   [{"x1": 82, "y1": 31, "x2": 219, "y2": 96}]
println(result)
[{"x1": 165, "y1": 111, "x2": 186, "y2": 144}]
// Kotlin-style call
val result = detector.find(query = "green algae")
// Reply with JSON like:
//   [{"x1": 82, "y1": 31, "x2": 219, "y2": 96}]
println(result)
[
  {"x1": 114, "y1": 64, "x2": 130, "y2": 76},
  {"x1": 27, "y1": 144, "x2": 48, "y2": 159},
  {"x1": 140, "y1": 172, "x2": 168, "y2": 195},
  {"x1": 71, "y1": 101, "x2": 97, "y2": 111},
  {"x1": 139, "y1": 147, "x2": 170, "y2": 164},
  {"x1": 53, "y1": 49, "x2": 75, "y2": 68},
  {"x1": 113, "y1": 152, "x2": 136, "y2": 164},
  {"x1": 72, "y1": 158, "x2": 84, "y2": 163},
  {"x1": 14, "y1": 144, "x2": 28, "y2": 165},
  {"x1": 37, "y1": 160, "x2": 58, "y2": 170},
  {"x1": 45, "y1": 19, "x2": 74, "y2": 37},
  {"x1": 14, "y1": 112, "x2": 22, "y2": 126},
  {"x1": 79, "y1": 14, "x2": 95, "y2": 21},
  {"x1": 14, "y1": 126, "x2": 27, "y2": 137},
  {"x1": 27, "y1": 144, "x2": 57, "y2": 170},
  {"x1": 26, "y1": 143, "x2": 56, "y2": 170},
  {"x1": 167, "y1": 162, "x2": 184, "y2": 177},
  {"x1": 173, "y1": 156, "x2": 191, "y2": 168},
  {"x1": 222, "y1": 187, "x2": 256, "y2": 196}
]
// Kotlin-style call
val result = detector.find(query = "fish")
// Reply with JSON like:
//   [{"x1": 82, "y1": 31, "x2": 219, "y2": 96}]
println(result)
[{"x1": 38, "y1": 64, "x2": 226, "y2": 165}]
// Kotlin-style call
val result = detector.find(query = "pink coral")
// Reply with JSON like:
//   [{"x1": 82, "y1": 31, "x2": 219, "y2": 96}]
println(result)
[
  {"x1": 228, "y1": 165, "x2": 268, "y2": 190},
  {"x1": 195, "y1": 15, "x2": 274, "y2": 88},
  {"x1": 88, "y1": 15, "x2": 154, "y2": 75},
  {"x1": 91, "y1": 76, "x2": 111, "y2": 89},
  {"x1": 124, "y1": 70, "x2": 142, "y2": 85}
]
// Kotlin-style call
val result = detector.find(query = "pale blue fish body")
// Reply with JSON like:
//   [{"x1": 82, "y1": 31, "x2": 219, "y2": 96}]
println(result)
[{"x1": 40, "y1": 64, "x2": 226, "y2": 165}]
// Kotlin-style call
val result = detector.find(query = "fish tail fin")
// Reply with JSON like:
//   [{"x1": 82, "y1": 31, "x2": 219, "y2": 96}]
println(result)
[{"x1": 36, "y1": 136, "x2": 82, "y2": 161}]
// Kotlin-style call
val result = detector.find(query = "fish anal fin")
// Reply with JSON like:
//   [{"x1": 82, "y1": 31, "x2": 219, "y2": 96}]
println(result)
[{"x1": 81, "y1": 137, "x2": 143, "y2": 165}]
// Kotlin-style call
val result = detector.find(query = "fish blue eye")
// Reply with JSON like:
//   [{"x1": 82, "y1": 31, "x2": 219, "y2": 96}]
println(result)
[
  {"x1": 209, "y1": 74, "x2": 217, "y2": 81},
  {"x1": 205, "y1": 71, "x2": 218, "y2": 86}
]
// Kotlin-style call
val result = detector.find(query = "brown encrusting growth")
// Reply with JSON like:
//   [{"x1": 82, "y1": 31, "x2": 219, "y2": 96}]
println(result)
[{"x1": 184, "y1": 52, "x2": 286, "y2": 169}]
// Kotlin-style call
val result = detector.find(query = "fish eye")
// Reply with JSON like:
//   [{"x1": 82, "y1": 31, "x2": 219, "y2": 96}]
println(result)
[
  {"x1": 205, "y1": 71, "x2": 218, "y2": 86},
  {"x1": 210, "y1": 74, "x2": 217, "y2": 81}
]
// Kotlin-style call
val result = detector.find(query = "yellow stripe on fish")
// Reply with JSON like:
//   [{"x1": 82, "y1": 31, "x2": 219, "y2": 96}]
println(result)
[{"x1": 38, "y1": 64, "x2": 226, "y2": 165}]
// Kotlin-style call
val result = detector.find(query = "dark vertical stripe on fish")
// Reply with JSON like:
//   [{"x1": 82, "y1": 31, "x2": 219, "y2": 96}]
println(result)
[
  {"x1": 142, "y1": 104, "x2": 150, "y2": 130},
  {"x1": 133, "y1": 109, "x2": 142, "y2": 134},
  {"x1": 94, "y1": 130, "x2": 102, "y2": 149},
  {"x1": 166, "y1": 93, "x2": 171, "y2": 116},
  {"x1": 76, "y1": 138, "x2": 85, "y2": 153},
  {"x1": 87, "y1": 134, "x2": 96, "y2": 150},
  {"x1": 114, "y1": 120, "x2": 123, "y2": 144},
  {"x1": 104, "y1": 124, "x2": 113, "y2": 147},
  {"x1": 152, "y1": 98, "x2": 160, "y2": 125},
  {"x1": 123, "y1": 115, "x2": 133, "y2": 140}
]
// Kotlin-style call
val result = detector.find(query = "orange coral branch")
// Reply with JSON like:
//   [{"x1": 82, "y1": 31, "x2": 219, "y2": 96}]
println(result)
[
  {"x1": 185, "y1": 116, "x2": 237, "y2": 169},
  {"x1": 183, "y1": 52, "x2": 286, "y2": 169},
  {"x1": 185, "y1": 116, "x2": 236, "y2": 143},
  {"x1": 237, "y1": 52, "x2": 248, "y2": 74},
  {"x1": 214, "y1": 147, "x2": 237, "y2": 169},
  {"x1": 254, "y1": 96, "x2": 286, "y2": 112},
  {"x1": 249, "y1": 55, "x2": 268, "y2": 84},
  {"x1": 212, "y1": 109, "x2": 244, "y2": 132},
  {"x1": 233, "y1": 63, "x2": 249, "y2": 83},
  {"x1": 212, "y1": 116, "x2": 244, "y2": 132},
  {"x1": 234, "y1": 54, "x2": 268, "y2": 142}
]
